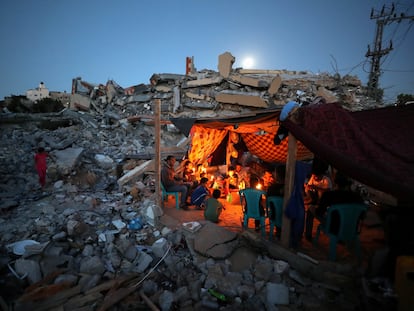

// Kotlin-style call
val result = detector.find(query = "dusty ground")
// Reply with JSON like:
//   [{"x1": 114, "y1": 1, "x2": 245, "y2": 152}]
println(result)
[{"x1": 160, "y1": 190, "x2": 386, "y2": 268}]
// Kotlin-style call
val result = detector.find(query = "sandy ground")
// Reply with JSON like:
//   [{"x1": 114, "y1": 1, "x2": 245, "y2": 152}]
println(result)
[{"x1": 160, "y1": 190, "x2": 385, "y2": 267}]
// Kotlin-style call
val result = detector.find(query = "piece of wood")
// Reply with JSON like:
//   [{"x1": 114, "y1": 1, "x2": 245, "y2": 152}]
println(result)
[
  {"x1": 117, "y1": 160, "x2": 154, "y2": 186},
  {"x1": 297, "y1": 252, "x2": 319, "y2": 265},
  {"x1": 281, "y1": 133, "x2": 297, "y2": 247},
  {"x1": 63, "y1": 292, "x2": 103, "y2": 310},
  {"x1": 155, "y1": 99, "x2": 161, "y2": 207},
  {"x1": 83, "y1": 279, "x2": 123, "y2": 295},
  {"x1": 19, "y1": 281, "x2": 73, "y2": 302},
  {"x1": 15, "y1": 285, "x2": 81, "y2": 311},
  {"x1": 23, "y1": 268, "x2": 68, "y2": 294},
  {"x1": 97, "y1": 287, "x2": 137, "y2": 311},
  {"x1": 140, "y1": 291, "x2": 160, "y2": 311}
]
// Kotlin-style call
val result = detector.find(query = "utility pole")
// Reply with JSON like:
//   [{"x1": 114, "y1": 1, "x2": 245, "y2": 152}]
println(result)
[{"x1": 366, "y1": 3, "x2": 414, "y2": 100}]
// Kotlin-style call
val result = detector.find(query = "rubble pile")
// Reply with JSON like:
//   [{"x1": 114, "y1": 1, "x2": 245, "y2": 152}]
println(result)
[
  {"x1": 67, "y1": 51, "x2": 381, "y2": 121},
  {"x1": 0, "y1": 52, "x2": 384, "y2": 310}
]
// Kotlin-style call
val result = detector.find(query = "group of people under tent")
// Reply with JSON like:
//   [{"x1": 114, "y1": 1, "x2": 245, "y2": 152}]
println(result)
[
  {"x1": 160, "y1": 155, "x2": 365, "y2": 239},
  {"x1": 161, "y1": 155, "x2": 226, "y2": 222}
]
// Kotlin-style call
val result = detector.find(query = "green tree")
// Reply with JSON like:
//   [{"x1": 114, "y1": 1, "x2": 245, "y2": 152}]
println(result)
[
  {"x1": 33, "y1": 98, "x2": 65, "y2": 113},
  {"x1": 396, "y1": 94, "x2": 414, "y2": 106}
]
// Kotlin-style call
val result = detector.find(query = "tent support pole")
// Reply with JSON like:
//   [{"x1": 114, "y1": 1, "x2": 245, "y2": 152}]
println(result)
[
  {"x1": 281, "y1": 132, "x2": 297, "y2": 248},
  {"x1": 155, "y1": 99, "x2": 161, "y2": 207}
]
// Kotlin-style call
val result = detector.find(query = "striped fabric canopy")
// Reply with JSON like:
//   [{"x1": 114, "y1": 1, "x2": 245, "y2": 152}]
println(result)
[{"x1": 185, "y1": 110, "x2": 313, "y2": 165}]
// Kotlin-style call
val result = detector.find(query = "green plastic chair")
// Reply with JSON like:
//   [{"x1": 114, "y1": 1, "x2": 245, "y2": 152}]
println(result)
[
  {"x1": 314, "y1": 203, "x2": 367, "y2": 261},
  {"x1": 266, "y1": 196, "x2": 284, "y2": 241},
  {"x1": 161, "y1": 183, "x2": 180, "y2": 209},
  {"x1": 239, "y1": 188, "x2": 267, "y2": 237}
]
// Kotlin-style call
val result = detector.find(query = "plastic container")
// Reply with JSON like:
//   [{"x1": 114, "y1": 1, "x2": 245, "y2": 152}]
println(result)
[
  {"x1": 395, "y1": 256, "x2": 414, "y2": 311},
  {"x1": 226, "y1": 193, "x2": 232, "y2": 203},
  {"x1": 128, "y1": 217, "x2": 142, "y2": 230}
]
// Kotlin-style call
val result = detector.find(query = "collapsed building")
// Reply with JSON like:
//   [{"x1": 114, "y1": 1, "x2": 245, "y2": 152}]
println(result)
[{"x1": 69, "y1": 51, "x2": 379, "y2": 120}]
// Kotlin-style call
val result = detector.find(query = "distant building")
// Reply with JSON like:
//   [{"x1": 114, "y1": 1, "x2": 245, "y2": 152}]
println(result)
[
  {"x1": 50, "y1": 91, "x2": 71, "y2": 106},
  {"x1": 26, "y1": 82, "x2": 49, "y2": 101}
]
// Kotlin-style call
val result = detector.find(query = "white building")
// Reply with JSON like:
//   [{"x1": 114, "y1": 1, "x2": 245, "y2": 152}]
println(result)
[{"x1": 26, "y1": 82, "x2": 50, "y2": 102}]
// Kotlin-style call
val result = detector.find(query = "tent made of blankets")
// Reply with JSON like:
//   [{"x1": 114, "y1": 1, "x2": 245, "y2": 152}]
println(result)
[
  {"x1": 172, "y1": 103, "x2": 414, "y2": 204},
  {"x1": 171, "y1": 109, "x2": 313, "y2": 166},
  {"x1": 282, "y1": 103, "x2": 414, "y2": 204}
]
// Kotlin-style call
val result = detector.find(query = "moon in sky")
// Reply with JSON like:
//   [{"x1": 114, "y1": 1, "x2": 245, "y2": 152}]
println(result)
[{"x1": 242, "y1": 57, "x2": 254, "y2": 69}]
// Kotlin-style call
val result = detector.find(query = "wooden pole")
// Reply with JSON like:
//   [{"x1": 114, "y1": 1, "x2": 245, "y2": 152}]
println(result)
[
  {"x1": 281, "y1": 132, "x2": 297, "y2": 248},
  {"x1": 154, "y1": 99, "x2": 161, "y2": 207}
]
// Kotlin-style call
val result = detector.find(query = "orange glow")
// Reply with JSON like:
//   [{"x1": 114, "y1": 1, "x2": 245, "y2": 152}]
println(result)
[{"x1": 256, "y1": 183, "x2": 262, "y2": 190}]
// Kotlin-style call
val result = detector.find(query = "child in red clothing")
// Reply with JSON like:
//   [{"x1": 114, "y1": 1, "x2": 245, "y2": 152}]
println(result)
[{"x1": 34, "y1": 147, "x2": 49, "y2": 188}]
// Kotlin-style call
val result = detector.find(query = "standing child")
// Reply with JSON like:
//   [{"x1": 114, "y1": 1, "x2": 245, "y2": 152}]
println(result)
[
  {"x1": 204, "y1": 189, "x2": 226, "y2": 223},
  {"x1": 191, "y1": 177, "x2": 210, "y2": 209},
  {"x1": 34, "y1": 147, "x2": 49, "y2": 188}
]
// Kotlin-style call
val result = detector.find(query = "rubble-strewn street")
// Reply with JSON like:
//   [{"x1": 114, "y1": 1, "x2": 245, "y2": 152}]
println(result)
[{"x1": 0, "y1": 53, "x2": 395, "y2": 310}]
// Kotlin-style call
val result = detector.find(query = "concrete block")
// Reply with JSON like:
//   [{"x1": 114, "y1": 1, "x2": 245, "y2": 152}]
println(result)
[
  {"x1": 218, "y1": 52, "x2": 235, "y2": 78},
  {"x1": 268, "y1": 75, "x2": 282, "y2": 95},
  {"x1": 151, "y1": 237, "x2": 169, "y2": 258},
  {"x1": 266, "y1": 282, "x2": 289, "y2": 305}
]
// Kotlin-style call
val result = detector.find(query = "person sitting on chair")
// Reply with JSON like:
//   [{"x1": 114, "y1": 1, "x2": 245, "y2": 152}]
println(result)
[
  {"x1": 267, "y1": 165, "x2": 286, "y2": 197},
  {"x1": 315, "y1": 171, "x2": 364, "y2": 235},
  {"x1": 304, "y1": 165, "x2": 333, "y2": 241},
  {"x1": 161, "y1": 155, "x2": 190, "y2": 209}
]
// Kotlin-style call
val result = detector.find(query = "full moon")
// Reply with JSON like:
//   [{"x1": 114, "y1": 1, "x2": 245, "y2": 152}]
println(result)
[{"x1": 242, "y1": 57, "x2": 254, "y2": 69}]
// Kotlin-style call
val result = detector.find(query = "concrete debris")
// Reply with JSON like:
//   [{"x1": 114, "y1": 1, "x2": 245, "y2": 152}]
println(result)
[
  {"x1": 0, "y1": 51, "x2": 390, "y2": 310},
  {"x1": 51, "y1": 51, "x2": 383, "y2": 121}
]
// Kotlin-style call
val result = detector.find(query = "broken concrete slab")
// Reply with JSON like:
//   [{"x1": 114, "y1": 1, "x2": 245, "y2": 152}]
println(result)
[
  {"x1": 150, "y1": 73, "x2": 187, "y2": 85},
  {"x1": 193, "y1": 222, "x2": 238, "y2": 259},
  {"x1": 218, "y1": 51, "x2": 235, "y2": 78},
  {"x1": 53, "y1": 147, "x2": 84, "y2": 175},
  {"x1": 182, "y1": 76, "x2": 223, "y2": 88},
  {"x1": 215, "y1": 90, "x2": 268, "y2": 108},
  {"x1": 229, "y1": 74, "x2": 269, "y2": 88}
]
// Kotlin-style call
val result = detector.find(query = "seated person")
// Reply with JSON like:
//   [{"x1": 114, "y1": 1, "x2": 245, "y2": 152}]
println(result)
[
  {"x1": 182, "y1": 160, "x2": 195, "y2": 183},
  {"x1": 304, "y1": 166, "x2": 333, "y2": 240},
  {"x1": 267, "y1": 165, "x2": 286, "y2": 197},
  {"x1": 161, "y1": 155, "x2": 189, "y2": 209},
  {"x1": 190, "y1": 177, "x2": 210, "y2": 209},
  {"x1": 266, "y1": 165, "x2": 286, "y2": 239},
  {"x1": 227, "y1": 166, "x2": 239, "y2": 189},
  {"x1": 235, "y1": 163, "x2": 250, "y2": 189},
  {"x1": 204, "y1": 189, "x2": 225, "y2": 223},
  {"x1": 304, "y1": 169, "x2": 332, "y2": 204},
  {"x1": 315, "y1": 172, "x2": 364, "y2": 235},
  {"x1": 261, "y1": 170, "x2": 274, "y2": 191},
  {"x1": 182, "y1": 159, "x2": 198, "y2": 195}
]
